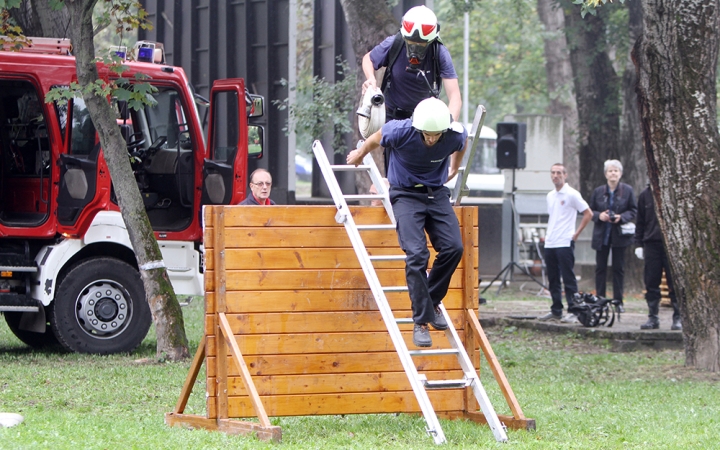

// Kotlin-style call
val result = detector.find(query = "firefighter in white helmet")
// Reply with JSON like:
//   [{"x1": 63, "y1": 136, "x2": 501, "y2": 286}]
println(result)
[
  {"x1": 361, "y1": 5, "x2": 461, "y2": 172},
  {"x1": 347, "y1": 98, "x2": 467, "y2": 348}
]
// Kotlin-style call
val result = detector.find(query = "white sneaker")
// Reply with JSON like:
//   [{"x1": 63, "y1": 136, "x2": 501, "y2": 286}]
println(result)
[{"x1": 561, "y1": 314, "x2": 579, "y2": 324}]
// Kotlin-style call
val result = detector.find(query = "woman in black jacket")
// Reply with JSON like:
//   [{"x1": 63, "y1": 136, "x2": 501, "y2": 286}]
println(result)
[{"x1": 589, "y1": 160, "x2": 637, "y2": 312}]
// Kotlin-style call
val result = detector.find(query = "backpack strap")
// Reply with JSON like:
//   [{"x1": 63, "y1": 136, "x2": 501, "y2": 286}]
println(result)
[
  {"x1": 380, "y1": 33, "x2": 445, "y2": 98},
  {"x1": 380, "y1": 32, "x2": 404, "y2": 92}
]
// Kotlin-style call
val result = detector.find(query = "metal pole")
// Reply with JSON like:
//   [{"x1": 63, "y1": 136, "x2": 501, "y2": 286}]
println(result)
[{"x1": 462, "y1": 9, "x2": 469, "y2": 126}]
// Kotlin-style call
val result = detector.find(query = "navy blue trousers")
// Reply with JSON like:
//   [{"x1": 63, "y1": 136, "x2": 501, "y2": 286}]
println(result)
[
  {"x1": 544, "y1": 244, "x2": 578, "y2": 316},
  {"x1": 390, "y1": 186, "x2": 463, "y2": 324}
]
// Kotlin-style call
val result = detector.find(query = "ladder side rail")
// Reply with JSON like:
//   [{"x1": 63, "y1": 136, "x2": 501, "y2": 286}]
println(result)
[
  {"x1": 361, "y1": 153, "x2": 395, "y2": 225},
  {"x1": 438, "y1": 304, "x2": 508, "y2": 442},
  {"x1": 450, "y1": 105, "x2": 487, "y2": 206}
]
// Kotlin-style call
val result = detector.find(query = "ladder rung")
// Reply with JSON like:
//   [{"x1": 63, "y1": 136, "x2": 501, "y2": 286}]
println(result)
[
  {"x1": 408, "y1": 349, "x2": 460, "y2": 356},
  {"x1": 344, "y1": 194, "x2": 384, "y2": 201},
  {"x1": 422, "y1": 378, "x2": 471, "y2": 389},
  {"x1": 329, "y1": 164, "x2": 371, "y2": 171},
  {"x1": 369, "y1": 255, "x2": 406, "y2": 261},
  {"x1": 382, "y1": 286, "x2": 408, "y2": 292},
  {"x1": 356, "y1": 224, "x2": 396, "y2": 230},
  {"x1": 395, "y1": 318, "x2": 413, "y2": 324}
]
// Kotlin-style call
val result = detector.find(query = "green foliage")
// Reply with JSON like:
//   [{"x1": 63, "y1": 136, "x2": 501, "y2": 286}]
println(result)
[
  {"x1": 45, "y1": 66, "x2": 158, "y2": 111},
  {"x1": 275, "y1": 58, "x2": 357, "y2": 154},
  {"x1": 436, "y1": 0, "x2": 549, "y2": 127},
  {"x1": 574, "y1": 0, "x2": 626, "y2": 18}
]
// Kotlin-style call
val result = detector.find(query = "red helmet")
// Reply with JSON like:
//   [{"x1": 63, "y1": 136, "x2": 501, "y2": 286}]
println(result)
[{"x1": 400, "y1": 6, "x2": 439, "y2": 43}]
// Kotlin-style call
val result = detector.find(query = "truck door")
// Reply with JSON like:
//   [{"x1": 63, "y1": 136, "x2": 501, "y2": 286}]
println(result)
[
  {"x1": 56, "y1": 97, "x2": 100, "y2": 226},
  {"x1": 201, "y1": 79, "x2": 248, "y2": 205}
]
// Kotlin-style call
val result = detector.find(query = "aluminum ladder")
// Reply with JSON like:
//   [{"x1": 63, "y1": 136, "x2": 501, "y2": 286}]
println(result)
[{"x1": 311, "y1": 137, "x2": 507, "y2": 445}]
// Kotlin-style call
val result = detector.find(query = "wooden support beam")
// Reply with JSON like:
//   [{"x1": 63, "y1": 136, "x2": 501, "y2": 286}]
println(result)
[
  {"x1": 165, "y1": 413, "x2": 282, "y2": 442},
  {"x1": 173, "y1": 336, "x2": 206, "y2": 414},
  {"x1": 218, "y1": 312, "x2": 273, "y2": 428},
  {"x1": 213, "y1": 206, "x2": 228, "y2": 419},
  {"x1": 465, "y1": 411, "x2": 536, "y2": 432},
  {"x1": 466, "y1": 308, "x2": 525, "y2": 420}
]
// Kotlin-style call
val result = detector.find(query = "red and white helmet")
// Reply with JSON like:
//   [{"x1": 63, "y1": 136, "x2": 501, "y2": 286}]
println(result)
[{"x1": 401, "y1": 6, "x2": 439, "y2": 43}]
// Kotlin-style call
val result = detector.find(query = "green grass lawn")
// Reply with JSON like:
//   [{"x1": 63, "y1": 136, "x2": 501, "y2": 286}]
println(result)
[{"x1": 1, "y1": 296, "x2": 718, "y2": 449}]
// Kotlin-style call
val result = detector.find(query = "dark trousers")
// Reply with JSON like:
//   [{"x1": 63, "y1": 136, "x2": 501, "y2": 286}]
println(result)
[
  {"x1": 595, "y1": 245, "x2": 627, "y2": 301},
  {"x1": 644, "y1": 241, "x2": 680, "y2": 321},
  {"x1": 390, "y1": 186, "x2": 463, "y2": 324},
  {"x1": 544, "y1": 245, "x2": 578, "y2": 316}
]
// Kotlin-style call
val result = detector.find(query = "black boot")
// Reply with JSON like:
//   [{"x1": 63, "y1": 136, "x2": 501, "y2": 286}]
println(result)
[
  {"x1": 671, "y1": 318, "x2": 682, "y2": 331},
  {"x1": 413, "y1": 323, "x2": 432, "y2": 347},
  {"x1": 640, "y1": 316, "x2": 659, "y2": 330}
]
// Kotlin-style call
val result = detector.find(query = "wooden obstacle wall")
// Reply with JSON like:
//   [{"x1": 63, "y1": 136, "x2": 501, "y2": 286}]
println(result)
[
  {"x1": 166, "y1": 205, "x2": 533, "y2": 440},
  {"x1": 204, "y1": 205, "x2": 479, "y2": 417}
]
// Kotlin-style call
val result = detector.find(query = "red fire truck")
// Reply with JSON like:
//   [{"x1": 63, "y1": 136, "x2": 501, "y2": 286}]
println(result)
[{"x1": 0, "y1": 38, "x2": 264, "y2": 354}]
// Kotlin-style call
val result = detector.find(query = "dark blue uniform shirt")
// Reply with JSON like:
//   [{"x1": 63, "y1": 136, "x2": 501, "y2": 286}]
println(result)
[{"x1": 380, "y1": 119, "x2": 466, "y2": 188}]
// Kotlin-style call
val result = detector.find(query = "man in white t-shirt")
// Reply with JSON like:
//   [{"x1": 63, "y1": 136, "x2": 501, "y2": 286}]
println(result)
[{"x1": 538, "y1": 163, "x2": 592, "y2": 322}]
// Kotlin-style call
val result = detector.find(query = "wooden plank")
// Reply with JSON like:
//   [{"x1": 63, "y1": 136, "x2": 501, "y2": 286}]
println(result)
[
  {"x1": 212, "y1": 206, "x2": 228, "y2": 420},
  {"x1": 206, "y1": 289, "x2": 473, "y2": 313},
  {"x1": 466, "y1": 411, "x2": 536, "y2": 432},
  {"x1": 205, "y1": 330, "x2": 467, "y2": 356},
  {"x1": 205, "y1": 247, "x2": 474, "y2": 270},
  {"x1": 218, "y1": 313, "x2": 272, "y2": 428},
  {"x1": 466, "y1": 309, "x2": 525, "y2": 420},
  {"x1": 204, "y1": 311, "x2": 465, "y2": 335},
  {"x1": 203, "y1": 227, "x2": 478, "y2": 249},
  {"x1": 461, "y1": 207, "x2": 479, "y2": 413},
  {"x1": 206, "y1": 351, "x2": 461, "y2": 377},
  {"x1": 217, "y1": 418, "x2": 282, "y2": 442},
  {"x1": 164, "y1": 413, "x2": 282, "y2": 442},
  {"x1": 207, "y1": 370, "x2": 463, "y2": 397},
  {"x1": 173, "y1": 337, "x2": 206, "y2": 414},
  {"x1": 204, "y1": 269, "x2": 464, "y2": 291},
  {"x1": 215, "y1": 390, "x2": 466, "y2": 417},
  {"x1": 204, "y1": 205, "x2": 471, "y2": 228}
]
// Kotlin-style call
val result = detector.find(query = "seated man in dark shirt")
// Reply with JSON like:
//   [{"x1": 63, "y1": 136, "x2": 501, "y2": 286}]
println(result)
[{"x1": 240, "y1": 168, "x2": 276, "y2": 205}]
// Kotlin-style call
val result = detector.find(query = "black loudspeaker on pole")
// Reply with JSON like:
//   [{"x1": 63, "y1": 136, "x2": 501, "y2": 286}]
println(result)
[{"x1": 496, "y1": 122, "x2": 527, "y2": 169}]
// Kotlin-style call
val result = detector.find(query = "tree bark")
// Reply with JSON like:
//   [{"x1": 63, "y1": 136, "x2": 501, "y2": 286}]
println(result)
[
  {"x1": 536, "y1": 0, "x2": 579, "y2": 188},
  {"x1": 65, "y1": 0, "x2": 189, "y2": 361},
  {"x1": 338, "y1": 0, "x2": 396, "y2": 189},
  {"x1": 9, "y1": 0, "x2": 71, "y2": 37},
  {"x1": 563, "y1": 1, "x2": 620, "y2": 199},
  {"x1": 634, "y1": 0, "x2": 720, "y2": 371}
]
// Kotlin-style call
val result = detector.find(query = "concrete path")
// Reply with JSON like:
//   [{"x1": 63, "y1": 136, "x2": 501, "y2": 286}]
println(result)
[{"x1": 477, "y1": 286, "x2": 683, "y2": 352}]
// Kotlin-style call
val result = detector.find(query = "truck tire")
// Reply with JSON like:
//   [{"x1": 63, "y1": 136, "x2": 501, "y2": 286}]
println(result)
[
  {"x1": 49, "y1": 258, "x2": 151, "y2": 354},
  {"x1": 4, "y1": 310, "x2": 59, "y2": 348}
]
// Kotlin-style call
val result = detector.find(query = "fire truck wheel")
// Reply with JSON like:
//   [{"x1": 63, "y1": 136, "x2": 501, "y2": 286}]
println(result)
[
  {"x1": 4, "y1": 310, "x2": 59, "y2": 348},
  {"x1": 50, "y1": 258, "x2": 151, "y2": 354}
]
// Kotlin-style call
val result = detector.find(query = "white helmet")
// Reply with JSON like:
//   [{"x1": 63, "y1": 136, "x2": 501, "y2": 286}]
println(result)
[
  {"x1": 401, "y1": 6, "x2": 439, "y2": 43},
  {"x1": 412, "y1": 98, "x2": 451, "y2": 133}
]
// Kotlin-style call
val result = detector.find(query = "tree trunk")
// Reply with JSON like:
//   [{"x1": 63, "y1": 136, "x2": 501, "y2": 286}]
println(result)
[
  {"x1": 9, "y1": 0, "x2": 71, "y2": 37},
  {"x1": 634, "y1": 0, "x2": 720, "y2": 371},
  {"x1": 65, "y1": 0, "x2": 189, "y2": 361},
  {"x1": 563, "y1": 1, "x2": 620, "y2": 199},
  {"x1": 338, "y1": 0, "x2": 396, "y2": 189},
  {"x1": 536, "y1": 0, "x2": 579, "y2": 188}
]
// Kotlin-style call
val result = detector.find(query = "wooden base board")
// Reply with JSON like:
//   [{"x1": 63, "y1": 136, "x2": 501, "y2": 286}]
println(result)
[
  {"x1": 164, "y1": 413, "x2": 282, "y2": 442},
  {"x1": 465, "y1": 411, "x2": 536, "y2": 431}
]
